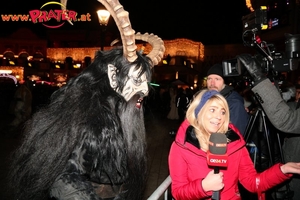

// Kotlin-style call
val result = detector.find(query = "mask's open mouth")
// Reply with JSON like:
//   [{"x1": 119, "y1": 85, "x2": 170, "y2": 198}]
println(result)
[{"x1": 136, "y1": 98, "x2": 143, "y2": 109}]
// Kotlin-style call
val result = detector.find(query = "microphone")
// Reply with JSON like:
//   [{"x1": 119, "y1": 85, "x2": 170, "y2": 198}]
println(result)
[{"x1": 207, "y1": 133, "x2": 228, "y2": 200}]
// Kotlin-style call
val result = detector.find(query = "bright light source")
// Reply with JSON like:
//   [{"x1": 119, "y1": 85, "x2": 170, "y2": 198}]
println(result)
[
  {"x1": 73, "y1": 64, "x2": 81, "y2": 69},
  {"x1": 0, "y1": 70, "x2": 12, "y2": 74},
  {"x1": 97, "y1": 10, "x2": 110, "y2": 26}
]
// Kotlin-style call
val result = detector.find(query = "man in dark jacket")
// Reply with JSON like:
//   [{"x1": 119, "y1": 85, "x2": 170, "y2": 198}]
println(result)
[
  {"x1": 176, "y1": 88, "x2": 189, "y2": 123},
  {"x1": 206, "y1": 64, "x2": 250, "y2": 136},
  {"x1": 237, "y1": 54, "x2": 300, "y2": 200}
]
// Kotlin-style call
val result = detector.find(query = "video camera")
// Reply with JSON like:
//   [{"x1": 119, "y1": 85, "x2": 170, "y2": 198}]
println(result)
[{"x1": 222, "y1": 6, "x2": 300, "y2": 78}]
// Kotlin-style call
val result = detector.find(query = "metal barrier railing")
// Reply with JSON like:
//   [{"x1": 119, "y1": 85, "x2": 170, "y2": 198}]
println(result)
[{"x1": 147, "y1": 175, "x2": 172, "y2": 200}]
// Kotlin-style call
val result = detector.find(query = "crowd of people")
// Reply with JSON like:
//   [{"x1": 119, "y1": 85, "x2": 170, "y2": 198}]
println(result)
[
  {"x1": 1, "y1": 0, "x2": 299, "y2": 197},
  {"x1": 0, "y1": 80, "x2": 58, "y2": 137},
  {"x1": 169, "y1": 89, "x2": 300, "y2": 200},
  {"x1": 2, "y1": 60, "x2": 300, "y2": 199},
  {"x1": 237, "y1": 54, "x2": 300, "y2": 200},
  {"x1": 161, "y1": 55, "x2": 300, "y2": 200},
  {"x1": 2, "y1": 55, "x2": 300, "y2": 200}
]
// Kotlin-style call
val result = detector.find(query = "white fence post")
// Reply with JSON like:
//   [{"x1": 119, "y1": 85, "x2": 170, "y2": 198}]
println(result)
[{"x1": 147, "y1": 175, "x2": 172, "y2": 200}]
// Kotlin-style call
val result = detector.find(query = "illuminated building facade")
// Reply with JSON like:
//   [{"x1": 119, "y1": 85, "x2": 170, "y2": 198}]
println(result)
[
  {"x1": 0, "y1": 28, "x2": 256, "y2": 89},
  {"x1": 0, "y1": 0, "x2": 299, "y2": 88}
]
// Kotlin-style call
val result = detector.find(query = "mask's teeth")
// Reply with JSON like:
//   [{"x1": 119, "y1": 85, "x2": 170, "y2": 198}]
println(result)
[{"x1": 136, "y1": 98, "x2": 143, "y2": 109}]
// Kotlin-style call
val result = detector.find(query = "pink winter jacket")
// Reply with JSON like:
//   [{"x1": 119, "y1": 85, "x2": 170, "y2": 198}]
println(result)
[{"x1": 168, "y1": 119, "x2": 292, "y2": 200}]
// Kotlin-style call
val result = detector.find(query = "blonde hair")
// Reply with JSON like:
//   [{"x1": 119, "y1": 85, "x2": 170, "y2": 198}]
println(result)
[{"x1": 186, "y1": 89, "x2": 230, "y2": 151}]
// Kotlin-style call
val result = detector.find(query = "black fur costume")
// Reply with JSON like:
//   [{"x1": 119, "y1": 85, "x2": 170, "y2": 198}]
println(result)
[{"x1": 6, "y1": 48, "x2": 153, "y2": 200}]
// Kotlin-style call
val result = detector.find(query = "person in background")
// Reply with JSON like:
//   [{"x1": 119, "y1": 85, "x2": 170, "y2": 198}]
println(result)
[
  {"x1": 168, "y1": 89, "x2": 300, "y2": 200},
  {"x1": 206, "y1": 64, "x2": 249, "y2": 136},
  {"x1": 176, "y1": 87, "x2": 189, "y2": 123},
  {"x1": 277, "y1": 83, "x2": 300, "y2": 199},
  {"x1": 7, "y1": 80, "x2": 32, "y2": 135},
  {"x1": 168, "y1": 87, "x2": 189, "y2": 136},
  {"x1": 236, "y1": 54, "x2": 300, "y2": 133},
  {"x1": 167, "y1": 87, "x2": 179, "y2": 120},
  {"x1": 287, "y1": 84, "x2": 300, "y2": 108},
  {"x1": 185, "y1": 87, "x2": 194, "y2": 105},
  {"x1": 237, "y1": 54, "x2": 300, "y2": 200},
  {"x1": 240, "y1": 87, "x2": 257, "y2": 114}
]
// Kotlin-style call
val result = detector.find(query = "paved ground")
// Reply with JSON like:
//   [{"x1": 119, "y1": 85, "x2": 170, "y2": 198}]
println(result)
[
  {"x1": 0, "y1": 104, "x2": 180, "y2": 200},
  {"x1": 142, "y1": 108, "x2": 179, "y2": 200}
]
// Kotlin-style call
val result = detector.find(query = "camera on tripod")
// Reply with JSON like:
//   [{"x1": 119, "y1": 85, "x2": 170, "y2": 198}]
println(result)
[{"x1": 222, "y1": 6, "x2": 300, "y2": 78}]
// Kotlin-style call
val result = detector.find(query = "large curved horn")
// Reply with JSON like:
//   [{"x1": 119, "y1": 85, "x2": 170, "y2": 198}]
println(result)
[
  {"x1": 60, "y1": 0, "x2": 165, "y2": 66},
  {"x1": 135, "y1": 32, "x2": 165, "y2": 66},
  {"x1": 98, "y1": 0, "x2": 137, "y2": 62},
  {"x1": 110, "y1": 33, "x2": 165, "y2": 67}
]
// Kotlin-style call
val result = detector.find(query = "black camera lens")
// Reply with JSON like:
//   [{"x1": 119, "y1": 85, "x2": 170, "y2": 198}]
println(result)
[{"x1": 285, "y1": 33, "x2": 300, "y2": 59}]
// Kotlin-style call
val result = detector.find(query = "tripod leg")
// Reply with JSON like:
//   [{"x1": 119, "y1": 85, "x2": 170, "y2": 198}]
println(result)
[
  {"x1": 261, "y1": 111, "x2": 274, "y2": 165},
  {"x1": 276, "y1": 133, "x2": 285, "y2": 163},
  {"x1": 245, "y1": 110, "x2": 259, "y2": 143}
]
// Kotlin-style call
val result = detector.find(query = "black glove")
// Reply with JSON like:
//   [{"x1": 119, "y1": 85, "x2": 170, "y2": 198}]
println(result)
[{"x1": 237, "y1": 54, "x2": 266, "y2": 85}]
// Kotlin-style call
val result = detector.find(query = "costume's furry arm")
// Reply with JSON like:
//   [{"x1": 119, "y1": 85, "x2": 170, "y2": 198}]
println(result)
[{"x1": 50, "y1": 96, "x2": 129, "y2": 199}]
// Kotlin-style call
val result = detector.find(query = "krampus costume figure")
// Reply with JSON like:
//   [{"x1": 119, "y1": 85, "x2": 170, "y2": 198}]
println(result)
[{"x1": 6, "y1": 0, "x2": 165, "y2": 199}]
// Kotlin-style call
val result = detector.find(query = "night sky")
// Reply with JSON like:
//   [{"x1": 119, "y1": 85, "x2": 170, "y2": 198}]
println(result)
[{"x1": 0, "y1": 0, "x2": 250, "y2": 45}]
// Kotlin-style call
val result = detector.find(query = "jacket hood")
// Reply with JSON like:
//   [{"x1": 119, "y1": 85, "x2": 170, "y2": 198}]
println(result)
[{"x1": 220, "y1": 85, "x2": 234, "y2": 98}]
